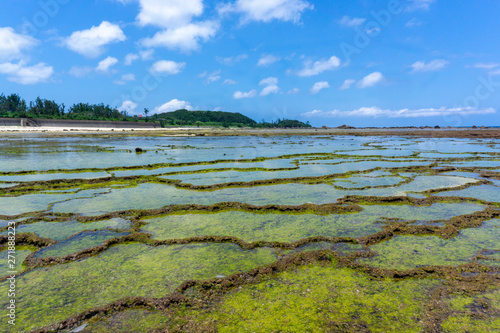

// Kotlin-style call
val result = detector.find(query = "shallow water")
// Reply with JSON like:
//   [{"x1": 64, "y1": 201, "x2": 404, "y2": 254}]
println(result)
[{"x1": 2, "y1": 134, "x2": 499, "y2": 332}]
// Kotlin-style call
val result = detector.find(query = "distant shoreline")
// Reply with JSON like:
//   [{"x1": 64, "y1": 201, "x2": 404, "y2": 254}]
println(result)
[{"x1": 0, "y1": 126, "x2": 499, "y2": 139}]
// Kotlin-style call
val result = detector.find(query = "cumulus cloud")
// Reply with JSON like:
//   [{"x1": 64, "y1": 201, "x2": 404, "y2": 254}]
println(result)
[
  {"x1": 0, "y1": 61, "x2": 53, "y2": 84},
  {"x1": 259, "y1": 77, "x2": 278, "y2": 86},
  {"x1": 96, "y1": 56, "x2": 119, "y2": 73},
  {"x1": 257, "y1": 54, "x2": 280, "y2": 66},
  {"x1": 150, "y1": 60, "x2": 186, "y2": 75},
  {"x1": 410, "y1": 59, "x2": 449, "y2": 72},
  {"x1": 287, "y1": 88, "x2": 300, "y2": 94},
  {"x1": 233, "y1": 90, "x2": 257, "y2": 99},
  {"x1": 339, "y1": 79, "x2": 355, "y2": 90},
  {"x1": 219, "y1": 0, "x2": 313, "y2": 23},
  {"x1": 141, "y1": 21, "x2": 218, "y2": 52},
  {"x1": 260, "y1": 85, "x2": 280, "y2": 96},
  {"x1": 339, "y1": 79, "x2": 356, "y2": 90},
  {"x1": 259, "y1": 77, "x2": 279, "y2": 96},
  {"x1": 0, "y1": 27, "x2": 39, "y2": 61},
  {"x1": 338, "y1": 16, "x2": 365, "y2": 27},
  {"x1": 223, "y1": 79, "x2": 237, "y2": 85},
  {"x1": 136, "y1": 0, "x2": 204, "y2": 28},
  {"x1": 296, "y1": 56, "x2": 341, "y2": 77},
  {"x1": 153, "y1": 99, "x2": 193, "y2": 113},
  {"x1": 63, "y1": 21, "x2": 126, "y2": 58},
  {"x1": 357, "y1": 72, "x2": 384, "y2": 88},
  {"x1": 131, "y1": 1, "x2": 217, "y2": 52},
  {"x1": 302, "y1": 106, "x2": 496, "y2": 118},
  {"x1": 124, "y1": 49, "x2": 154, "y2": 65},
  {"x1": 118, "y1": 100, "x2": 138, "y2": 114},
  {"x1": 310, "y1": 81, "x2": 330, "y2": 94},
  {"x1": 124, "y1": 53, "x2": 139, "y2": 66}
]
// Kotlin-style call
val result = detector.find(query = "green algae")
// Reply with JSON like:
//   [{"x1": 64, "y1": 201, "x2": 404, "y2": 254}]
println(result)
[
  {"x1": 141, "y1": 211, "x2": 380, "y2": 243},
  {"x1": 178, "y1": 264, "x2": 440, "y2": 333},
  {"x1": 358, "y1": 219, "x2": 500, "y2": 270},
  {"x1": 0, "y1": 135, "x2": 498, "y2": 332},
  {"x1": 76, "y1": 309, "x2": 170, "y2": 333},
  {"x1": 34, "y1": 230, "x2": 129, "y2": 259},
  {"x1": 441, "y1": 316, "x2": 500, "y2": 332},
  {"x1": 441, "y1": 288, "x2": 500, "y2": 332},
  {"x1": 0, "y1": 242, "x2": 277, "y2": 333}
]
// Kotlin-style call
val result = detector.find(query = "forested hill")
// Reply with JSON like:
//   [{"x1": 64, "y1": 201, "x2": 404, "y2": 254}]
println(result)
[
  {"x1": 0, "y1": 93, "x2": 312, "y2": 128},
  {"x1": 150, "y1": 109, "x2": 257, "y2": 127}
]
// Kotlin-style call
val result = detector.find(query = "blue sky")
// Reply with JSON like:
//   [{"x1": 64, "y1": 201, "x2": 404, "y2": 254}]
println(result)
[{"x1": 1, "y1": 0, "x2": 500, "y2": 126}]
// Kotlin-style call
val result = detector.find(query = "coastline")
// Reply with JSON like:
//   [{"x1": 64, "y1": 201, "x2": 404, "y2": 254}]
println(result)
[{"x1": 0, "y1": 126, "x2": 499, "y2": 139}]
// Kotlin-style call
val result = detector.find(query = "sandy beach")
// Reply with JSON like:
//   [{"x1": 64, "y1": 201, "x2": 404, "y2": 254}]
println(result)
[{"x1": 0, "y1": 125, "x2": 499, "y2": 139}]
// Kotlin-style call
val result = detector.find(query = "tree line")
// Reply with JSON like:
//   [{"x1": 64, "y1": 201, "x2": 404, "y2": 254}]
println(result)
[
  {"x1": 0, "y1": 93, "x2": 312, "y2": 128},
  {"x1": 0, "y1": 93, "x2": 127, "y2": 121}
]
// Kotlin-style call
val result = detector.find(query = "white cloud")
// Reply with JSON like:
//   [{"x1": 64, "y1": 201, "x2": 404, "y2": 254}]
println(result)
[
  {"x1": 405, "y1": 0, "x2": 435, "y2": 12},
  {"x1": 69, "y1": 66, "x2": 93, "y2": 78},
  {"x1": 118, "y1": 100, "x2": 138, "y2": 114},
  {"x1": 150, "y1": 60, "x2": 186, "y2": 75},
  {"x1": 259, "y1": 77, "x2": 278, "y2": 86},
  {"x1": 233, "y1": 90, "x2": 257, "y2": 99},
  {"x1": 0, "y1": 27, "x2": 39, "y2": 61},
  {"x1": 259, "y1": 77, "x2": 279, "y2": 96},
  {"x1": 113, "y1": 73, "x2": 136, "y2": 85},
  {"x1": 338, "y1": 16, "x2": 365, "y2": 27},
  {"x1": 153, "y1": 99, "x2": 193, "y2": 113},
  {"x1": 217, "y1": 54, "x2": 248, "y2": 66},
  {"x1": 223, "y1": 79, "x2": 237, "y2": 85},
  {"x1": 340, "y1": 79, "x2": 355, "y2": 90},
  {"x1": 124, "y1": 49, "x2": 154, "y2": 65},
  {"x1": 302, "y1": 106, "x2": 496, "y2": 118},
  {"x1": 260, "y1": 85, "x2": 280, "y2": 96},
  {"x1": 357, "y1": 72, "x2": 384, "y2": 88},
  {"x1": 63, "y1": 21, "x2": 126, "y2": 58},
  {"x1": 411, "y1": 59, "x2": 449, "y2": 73},
  {"x1": 287, "y1": 88, "x2": 300, "y2": 94},
  {"x1": 0, "y1": 61, "x2": 53, "y2": 84},
  {"x1": 220, "y1": 0, "x2": 313, "y2": 23},
  {"x1": 136, "y1": 0, "x2": 204, "y2": 28},
  {"x1": 139, "y1": 49, "x2": 154, "y2": 60},
  {"x1": 200, "y1": 70, "x2": 221, "y2": 84},
  {"x1": 310, "y1": 81, "x2": 330, "y2": 94},
  {"x1": 257, "y1": 54, "x2": 280, "y2": 66},
  {"x1": 141, "y1": 21, "x2": 218, "y2": 52},
  {"x1": 471, "y1": 63, "x2": 500, "y2": 70},
  {"x1": 296, "y1": 56, "x2": 341, "y2": 76},
  {"x1": 124, "y1": 53, "x2": 139, "y2": 65},
  {"x1": 121, "y1": 73, "x2": 136, "y2": 81},
  {"x1": 96, "y1": 56, "x2": 119, "y2": 73}
]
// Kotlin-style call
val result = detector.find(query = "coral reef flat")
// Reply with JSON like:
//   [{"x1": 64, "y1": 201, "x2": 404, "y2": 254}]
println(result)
[{"x1": 0, "y1": 133, "x2": 499, "y2": 332}]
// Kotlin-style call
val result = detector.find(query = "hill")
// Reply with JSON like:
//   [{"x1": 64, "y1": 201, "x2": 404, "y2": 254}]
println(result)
[{"x1": 150, "y1": 109, "x2": 257, "y2": 127}]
